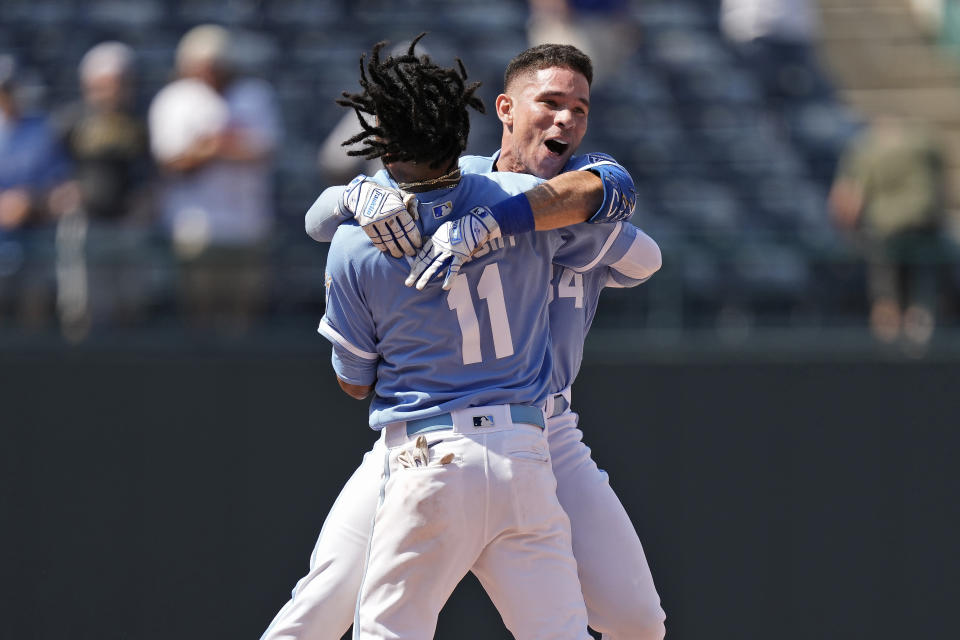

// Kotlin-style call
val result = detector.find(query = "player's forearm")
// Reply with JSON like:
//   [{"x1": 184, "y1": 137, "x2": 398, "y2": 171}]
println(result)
[
  {"x1": 305, "y1": 185, "x2": 349, "y2": 242},
  {"x1": 489, "y1": 162, "x2": 636, "y2": 234},
  {"x1": 337, "y1": 377, "x2": 374, "y2": 400},
  {"x1": 526, "y1": 171, "x2": 603, "y2": 230},
  {"x1": 484, "y1": 171, "x2": 602, "y2": 237}
]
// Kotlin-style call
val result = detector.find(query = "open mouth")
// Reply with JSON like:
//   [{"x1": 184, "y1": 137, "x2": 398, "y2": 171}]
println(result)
[{"x1": 544, "y1": 139, "x2": 569, "y2": 155}]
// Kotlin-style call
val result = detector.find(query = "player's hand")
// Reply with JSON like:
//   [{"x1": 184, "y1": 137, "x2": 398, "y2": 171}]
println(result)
[
  {"x1": 405, "y1": 206, "x2": 502, "y2": 291},
  {"x1": 337, "y1": 176, "x2": 421, "y2": 258}
]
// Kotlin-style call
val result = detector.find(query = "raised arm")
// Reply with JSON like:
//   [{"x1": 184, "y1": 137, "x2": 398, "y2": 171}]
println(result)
[
  {"x1": 524, "y1": 171, "x2": 603, "y2": 230},
  {"x1": 406, "y1": 158, "x2": 639, "y2": 290},
  {"x1": 305, "y1": 185, "x2": 348, "y2": 243},
  {"x1": 306, "y1": 155, "x2": 635, "y2": 252},
  {"x1": 307, "y1": 172, "x2": 602, "y2": 247},
  {"x1": 305, "y1": 177, "x2": 419, "y2": 257},
  {"x1": 530, "y1": 154, "x2": 637, "y2": 228},
  {"x1": 485, "y1": 156, "x2": 636, "y2": 234}
]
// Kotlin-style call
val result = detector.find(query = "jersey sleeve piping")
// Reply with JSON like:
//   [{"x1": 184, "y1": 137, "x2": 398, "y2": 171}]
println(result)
[
  {"x1": 567, "y1": 221, "x2": 623, "y2": 273},
  {"x1": 318, "y1": 317, "x2": 379, "y2": 360}
]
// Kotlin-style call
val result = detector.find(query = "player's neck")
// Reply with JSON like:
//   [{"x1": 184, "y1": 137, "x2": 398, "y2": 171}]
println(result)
[
  {"x1": 493, "y1": 142, "x2": 525, "y2": 174},
  {"x1": 386, "y1": 157, "x2": 461, "y2": 193}
]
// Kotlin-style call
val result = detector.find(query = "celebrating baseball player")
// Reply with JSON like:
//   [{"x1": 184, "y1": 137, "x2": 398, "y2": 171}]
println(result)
[{"x1": 262, "y1": 41, "x2": 664, "y2": 640}]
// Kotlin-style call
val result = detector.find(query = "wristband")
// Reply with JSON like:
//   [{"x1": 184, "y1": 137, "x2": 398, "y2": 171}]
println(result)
[
  {"x1": 488, "y1": 193, "x2": 535, "y2": 236},
  {"x1": 586, "y1": 162, "x2": 636, "y2": 223}
]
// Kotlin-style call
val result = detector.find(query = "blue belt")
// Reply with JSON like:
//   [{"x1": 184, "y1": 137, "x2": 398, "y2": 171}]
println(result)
[{"x1": 406, "y1": 405, "x2": 545, "y2": 437}]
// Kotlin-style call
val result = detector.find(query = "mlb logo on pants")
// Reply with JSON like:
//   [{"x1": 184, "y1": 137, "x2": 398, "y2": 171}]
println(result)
[{"x1": 473, "y1": 415, "x2": 495, "y2": 427}]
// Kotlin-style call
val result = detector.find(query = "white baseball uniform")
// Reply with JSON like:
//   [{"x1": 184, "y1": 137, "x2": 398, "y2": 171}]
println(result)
[
  {"x1": 282, "y1": 169, "x2": 643, "y2": 639},
  {"x1": 264, "y1": 153, "x2": 665, "y2": 639}
]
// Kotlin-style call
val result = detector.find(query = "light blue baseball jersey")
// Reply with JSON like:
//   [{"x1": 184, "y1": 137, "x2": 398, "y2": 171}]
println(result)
[
  {"x1": 306, "y1": 152, "x2": 658, "y2": 396},
  {"x1": 459, "y1": 151, "x2": 657, "y2": 392},
  {"x1": 319, "y1": 171, "x2": 638, "y2": 429},
  {"x1": 544, "y1": 246, "x2": 653, "y2": 393}
]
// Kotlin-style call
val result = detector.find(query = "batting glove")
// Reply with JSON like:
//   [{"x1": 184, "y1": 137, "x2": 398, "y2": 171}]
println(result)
[
  {"x1": 338, "y1": 176, "x2": 422, "y2": 258},
  {"x1": 405, "y1": 206, "x2": 502, "y2": 291}
]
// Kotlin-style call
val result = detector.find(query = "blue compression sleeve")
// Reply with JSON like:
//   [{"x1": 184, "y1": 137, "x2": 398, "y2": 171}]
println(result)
[{"x1": 488, "y1": 193, "x2": 536, "y2": 236}]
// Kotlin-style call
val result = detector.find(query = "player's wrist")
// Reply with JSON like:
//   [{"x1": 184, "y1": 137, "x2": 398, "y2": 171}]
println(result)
[
  {"x1": 585, "y1": 163, "x2": 636, "y2": 224},
  {"x1": 488, "y1": 193, "x2": 535, "y2": 236}
]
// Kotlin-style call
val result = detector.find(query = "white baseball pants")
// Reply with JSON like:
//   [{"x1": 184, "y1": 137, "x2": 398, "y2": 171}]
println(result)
[
  {"x1": 353, "y1": 403, "x2": 589, "y2": 639},
  {"x1": 544, "y1": 390, "x2": 666, "y2": 640},
  {"x1": 261, "y1": 395, "x2": 664, "y2": 640}
]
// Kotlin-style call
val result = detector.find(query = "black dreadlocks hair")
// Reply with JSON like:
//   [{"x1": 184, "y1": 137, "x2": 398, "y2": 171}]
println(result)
[{"x1": 336, "y1": 33, "x2": 485, "y2": 169}]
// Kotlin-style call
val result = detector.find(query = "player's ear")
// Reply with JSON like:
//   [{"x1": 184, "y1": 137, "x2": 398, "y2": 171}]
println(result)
[{"x1": 495, "y1": 94, "x2": 513, "y2": 126}]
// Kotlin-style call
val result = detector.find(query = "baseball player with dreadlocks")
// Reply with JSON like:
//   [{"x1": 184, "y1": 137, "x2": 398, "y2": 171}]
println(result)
[
  {"x1": 279, "y1": 42, "x2": 665, "y2": 640},
  {"x1": 260, "y1": 36, "x2": 656, "y2": 639},
  {"x1": 267, "y1": 45, "x2": 664, "y2": 639}
]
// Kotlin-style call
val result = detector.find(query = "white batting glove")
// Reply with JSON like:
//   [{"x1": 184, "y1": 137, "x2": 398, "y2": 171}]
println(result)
[
  {"x1": 338, "y1": 176, "x2": 422, "y2": 258},
  {"x1": 405, "y1": 206, "x2": 502, "y2": 291}
]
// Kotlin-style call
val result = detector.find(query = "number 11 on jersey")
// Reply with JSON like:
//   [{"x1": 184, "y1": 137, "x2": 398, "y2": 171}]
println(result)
[{"x1": 446, "y1": 262, "x2": 514, "y2": 365}]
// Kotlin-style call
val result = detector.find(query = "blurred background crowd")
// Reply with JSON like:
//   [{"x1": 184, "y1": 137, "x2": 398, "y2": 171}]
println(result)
[{"x1": 2, "y1": 0, "x2": 960, "y2": 353}]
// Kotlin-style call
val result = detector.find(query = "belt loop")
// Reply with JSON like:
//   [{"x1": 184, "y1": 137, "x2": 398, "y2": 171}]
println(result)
[
  {"x1": 544, "y1": 387, "x2": 571, "y2": 418},
  {"x1": 383, "y1": 423, "x2": 408, "y2": 448}
]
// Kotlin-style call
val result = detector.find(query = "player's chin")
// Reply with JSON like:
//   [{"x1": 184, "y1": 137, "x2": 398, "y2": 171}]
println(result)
[{"x1": 531, "y1": 151, "x2": 568, "y2": 179}]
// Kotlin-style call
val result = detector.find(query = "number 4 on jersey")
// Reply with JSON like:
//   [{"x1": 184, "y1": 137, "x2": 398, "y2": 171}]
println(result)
[
  {"x1": 447, "y1": 263, "x2": 514, "y2": 365},
  {"x1": 556, "y1": 268, "x2": 584, "y2": 308}
]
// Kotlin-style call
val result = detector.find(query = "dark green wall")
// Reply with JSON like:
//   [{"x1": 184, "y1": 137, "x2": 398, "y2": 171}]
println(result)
[{"x1": 2, "y1": 346, "x2": 957, "y2": 639}]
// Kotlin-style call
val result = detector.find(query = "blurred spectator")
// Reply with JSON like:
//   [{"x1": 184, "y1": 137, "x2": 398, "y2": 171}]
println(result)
[
  {"x1": 53, "y1": 41, "x2": 154, "y2": 338},
  {"x1": 0, "y1": 55, "x2": 72, "y2": 328},
  {"x1": 149, "y1": 24, "x2": 281, "y2": 334},
  {"x1": 57, "y1": 42, "x2": 152, "y2": 222},
  {"x1": 911, "y1": 0, "x2": 944, "y2": 37},
  {"x1": 526, "y1": 0, "x2": 640, "y2": 87},
  {"x1": 316, "y1": 110, "x2": 379, "y2": 186},
  {"x1": 829, "y1": 114, "x2": 949, "y2": 349},
  {"x1": 720, "y1": 0, "x2": 834, "y2": 105}
]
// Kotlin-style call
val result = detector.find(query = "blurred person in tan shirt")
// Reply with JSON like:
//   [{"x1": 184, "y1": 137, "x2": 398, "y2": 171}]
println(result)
[{"x1": 830, "y1": 114, "x2": 948, "y2": 350}]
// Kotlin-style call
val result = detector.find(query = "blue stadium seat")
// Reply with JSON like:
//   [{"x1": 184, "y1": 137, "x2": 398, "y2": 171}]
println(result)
[{"x1": 84, "y1": 0, "x2": 164, "y2": 29}]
